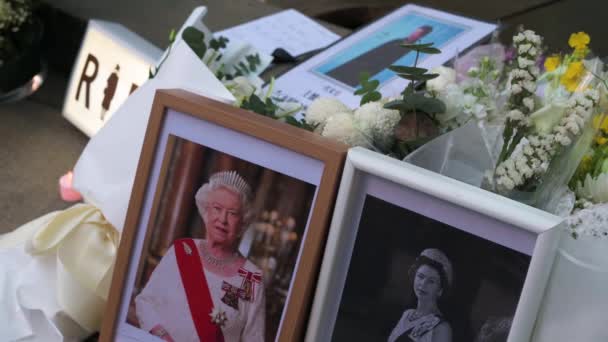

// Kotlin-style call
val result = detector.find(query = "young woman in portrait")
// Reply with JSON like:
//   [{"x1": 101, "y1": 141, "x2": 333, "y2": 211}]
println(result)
[{"x1": 388, "y1": 248, "x2": 453, "y2": 342}]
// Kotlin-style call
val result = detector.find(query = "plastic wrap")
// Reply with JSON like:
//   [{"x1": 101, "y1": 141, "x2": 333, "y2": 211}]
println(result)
[{"x1": 532, "y1": 204, "x2": 608, "y2": 341}]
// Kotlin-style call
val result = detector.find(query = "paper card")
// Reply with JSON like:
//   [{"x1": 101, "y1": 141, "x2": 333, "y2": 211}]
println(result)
[
  {"x1": 215, "y1": 9, "x2": 340, "y2": 57},
  {"x1": 271, "y1": 4, "x2": 497, "y2": 115}
]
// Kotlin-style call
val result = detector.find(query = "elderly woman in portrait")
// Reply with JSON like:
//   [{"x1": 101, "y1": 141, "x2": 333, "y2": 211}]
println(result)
[
  {"x1": 388, "y1": 248, "x2": 453, "y2": 342},
  {"x1": 135, "y1": 171, "x2": 265, "y2": 342}
]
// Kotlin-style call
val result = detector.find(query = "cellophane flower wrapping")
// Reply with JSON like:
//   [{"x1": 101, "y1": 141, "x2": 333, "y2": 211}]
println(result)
[{"x1": 531, "y1": 204, "x2": 608, "y2": 341}]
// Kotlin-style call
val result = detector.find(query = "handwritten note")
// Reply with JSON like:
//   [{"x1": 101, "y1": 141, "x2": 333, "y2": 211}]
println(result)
[{"x1": 216, "y1": 9, "x2": 340, "y2": 57}]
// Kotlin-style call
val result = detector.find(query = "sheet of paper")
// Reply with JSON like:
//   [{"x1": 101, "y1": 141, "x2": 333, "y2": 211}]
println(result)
[
  {"x1": 215, "y1": 9, "x2": 340, "y2": 57},
  {"x1": 270, "y1": 4, "x2": 497, "y2": 117}
]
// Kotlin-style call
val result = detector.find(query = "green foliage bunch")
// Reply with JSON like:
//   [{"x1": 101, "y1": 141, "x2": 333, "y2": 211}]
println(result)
[{"x1": 0, "y1": 0, "x2": 33, "y2": 65}]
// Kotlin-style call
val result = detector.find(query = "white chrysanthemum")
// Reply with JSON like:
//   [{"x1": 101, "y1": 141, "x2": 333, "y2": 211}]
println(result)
[
  {"x1": 322, "y1": 112, "x2": 371, "y2": 147},
  {"x1": 353, "y1": 101, "x2": 401, "y2": 149},
  {"x1": 576, "y1": 174, "x2": 608, "y2": 203},
  {"x1": 426, "y1": 66, "x2": 456, "y2": 93},
  {"x1": 305, "y1": 98, "x2": 351, "y2": 129}
]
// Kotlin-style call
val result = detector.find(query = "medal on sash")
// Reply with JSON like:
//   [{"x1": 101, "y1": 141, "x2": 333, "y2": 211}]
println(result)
[{"x1": 221, "y1": 281, "x2": 241, "y2": 310}]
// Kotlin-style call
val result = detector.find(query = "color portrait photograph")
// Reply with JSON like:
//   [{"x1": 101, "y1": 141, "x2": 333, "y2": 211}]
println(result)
[
  {"x1": 124, "y1": 136, "x2": 317, "y2": 342},
  {"x1": 313, "y1": 11, "x2": 468, "y2": 89},
  {"x1": 331, "y1": 195, "x2": 531, "y2": 342}
]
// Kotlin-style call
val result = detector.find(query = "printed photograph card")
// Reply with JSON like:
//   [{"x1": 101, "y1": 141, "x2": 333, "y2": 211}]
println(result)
[{"x1": 272, "y1": 4, "x2": 496, "y2": 113}]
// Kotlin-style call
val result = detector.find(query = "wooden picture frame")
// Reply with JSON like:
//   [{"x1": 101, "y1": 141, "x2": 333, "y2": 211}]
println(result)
[
  {"x1": 100, "y1": 89, "x2": 347, "y2": 342},
  {"x1": 306, "y1": 147, "x2": 563, "y2": 342}
]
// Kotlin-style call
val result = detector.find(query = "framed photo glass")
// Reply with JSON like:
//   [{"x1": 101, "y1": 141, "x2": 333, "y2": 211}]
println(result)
[
  {"x1": 306, "y1": 147, "x2": 562, "y2": 342},
  {"x1": 100, "y1": 89, "x2": 346, "y2": 342}
]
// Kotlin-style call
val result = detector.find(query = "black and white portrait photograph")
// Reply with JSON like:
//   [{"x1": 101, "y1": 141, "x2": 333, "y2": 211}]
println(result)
[{"x1": 331, "y1": 195, "x2": 532, "y2": 342}]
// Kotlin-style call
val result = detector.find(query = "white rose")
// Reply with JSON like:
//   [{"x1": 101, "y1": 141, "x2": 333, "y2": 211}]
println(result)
[{"x1": 426, "y1": 66, "x2": 456, "y2": 93}]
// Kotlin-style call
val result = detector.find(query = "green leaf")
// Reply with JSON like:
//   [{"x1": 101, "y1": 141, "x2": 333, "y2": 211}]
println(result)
[
  {"x1": 408, "y1": 94, "x2": 446, "y2": 114},
  {"x1": 241, "y1": 94, "x2": 275, "y2": 116},
  {"x1": 168, "y1": 29, "x2": 177, "y2": 43},
  {"x1": 417, "y1": 47, "x2": 441, "y2": 54},
  {"x1": 359, "y1": 72, "x2": 371, "y2": 83},
  {"x1": 384, "y1": 99, "x2": 407, "y2": 110},
  {"x1": 385, "y1": 94, "x2": 446, "y2": 114},
  {"x1": 388, "y1": 65, "x2": 428, "y2": 75},
  {"x1": 209, "y1": 36, "x2": 229, "y2": 50},
  {"x1": 182, "y1": 27, "x2": 207, "y2": 59},
  {"x1": 395, "y1": 73, "x2": 439, "y2": 81},
  {"x1": 402, "y1": 42, "x2": 435, "y2": 49},
  {"x1": 361, "y1": 91, "x2": 381, "y2": 105},
  {"x1": 365, "y1": 79, "x2": 380, "y2": 89},
  {"x1": 354, "y1": 87, "x2": 367, "y2": 95}
]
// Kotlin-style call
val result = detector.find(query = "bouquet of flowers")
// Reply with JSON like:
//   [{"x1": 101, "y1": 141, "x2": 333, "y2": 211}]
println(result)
[
  {"x1": 401, "y1": 30, "x2": 604, "y2": 214},
  {"x1": 303, "y1": 42, "x2": 447, "y2": 159}
]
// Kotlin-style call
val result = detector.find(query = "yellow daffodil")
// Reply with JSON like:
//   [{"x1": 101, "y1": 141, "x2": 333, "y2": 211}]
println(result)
[
  {"x1": 593, "y1": 115, "x2": 608, "y2": 132},
  {"x1": 544, "y1": 55, "x2": 561, "y2": 72},
  {"x1": 569, "y1": 32, "x2": 590, "y2": 50},
  {"x1": 596, "y1": 136, "x2": 608, "y2": 145},
  {"x1": 560, "y1": 61, "x2": 585, "y2": 92}
]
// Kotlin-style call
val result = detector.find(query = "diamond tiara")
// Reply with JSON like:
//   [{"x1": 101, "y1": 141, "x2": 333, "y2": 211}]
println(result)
[{"x1": 210, "y1": 170, "x2": 252, "y2": 199}]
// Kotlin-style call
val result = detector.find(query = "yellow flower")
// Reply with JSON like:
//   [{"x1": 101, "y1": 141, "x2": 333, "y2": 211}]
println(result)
[
  {"x1": 544, "y1": 55, "x2": 561, "y2": 72},
  {"x1": 596, "y1": 136, "x2": 608, "y2": 145},
  {"x1": 569, "y1": 32, "x2": 590, "y2": 50},
  {"x1": 593, "y1": 115, "x2": 608, "y2": 132},
  {"x1": 581, "y1": 155, "x2": 593, "y2": 168},
  {"x1": 560, "y1": 61, "x2": 585, "y2": 92}
]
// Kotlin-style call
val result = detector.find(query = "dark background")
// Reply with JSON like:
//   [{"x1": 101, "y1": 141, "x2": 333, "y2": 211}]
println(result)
[{"x1": 332, "y1": 195, "x2": 531, "y2": 341}]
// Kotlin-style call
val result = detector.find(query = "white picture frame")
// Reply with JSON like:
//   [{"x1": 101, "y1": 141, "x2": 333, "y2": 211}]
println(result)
[{"x1": 306, "y1": 147, "x2": 563, "y2": 342}]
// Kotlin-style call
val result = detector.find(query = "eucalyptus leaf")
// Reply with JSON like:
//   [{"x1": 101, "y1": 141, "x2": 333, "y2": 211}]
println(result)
[
  {"x1": 409, "y1": 95, "x2": 446, "y2": 114},
  {"x1": 396, "y1": 73, "x2": 439, "y2": 81},
  {"x1": 354, "y1": 87, "x2": 367, "y2": 95},
  {"x1": 401, "y1": 42, "x2": 435, "y2": 50},
  {"x1": 359, "y1": 72, "x2": 371, "y2": 83},
  {"x1": 388, "y1": 65, "x2": 428, "y2": 75},
  {"x1": 210, "y1": 36, "x2": 229, "y2": 50},
  {"x1": 362, "y1": 91, "x2": 382, "y2": 104},
  {"x1": 182, "y1": 27, "x2": 207, "y2": 59},
  {"x1": 417, "y1": 47, "x2": 441, "y2": 54}
]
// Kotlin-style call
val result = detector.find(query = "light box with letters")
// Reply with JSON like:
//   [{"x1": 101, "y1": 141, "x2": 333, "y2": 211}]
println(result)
[{"x1": 62, "y1": 20, "x2": 162, "y2": 137}]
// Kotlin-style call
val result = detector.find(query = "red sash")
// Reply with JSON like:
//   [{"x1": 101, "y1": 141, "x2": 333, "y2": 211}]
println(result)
[{"x1": 174, "y1": 238, "x2": 225, "y2": 342}]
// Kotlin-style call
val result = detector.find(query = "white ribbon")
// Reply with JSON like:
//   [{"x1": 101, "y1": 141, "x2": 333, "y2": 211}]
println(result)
[{"x1": 0, "y1": 204, "x2": 118, "y2": 341}]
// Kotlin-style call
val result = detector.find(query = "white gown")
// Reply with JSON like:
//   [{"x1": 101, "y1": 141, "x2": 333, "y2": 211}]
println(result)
[{"x1": 135, "y1": 240, "x2": 265, "y2": 342}]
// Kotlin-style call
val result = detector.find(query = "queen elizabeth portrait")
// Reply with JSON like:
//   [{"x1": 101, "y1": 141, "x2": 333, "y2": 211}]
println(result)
[
  {"x1": 388, "y1": 248, "x2": 453, "y2": 342},
  {"x1": 135, "y1": 171, "x2": 265, "y2": 342}
]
